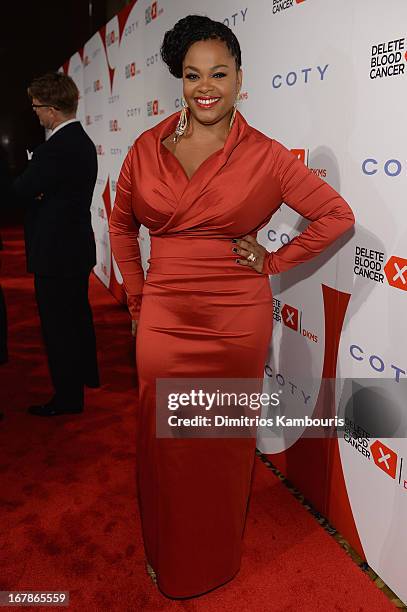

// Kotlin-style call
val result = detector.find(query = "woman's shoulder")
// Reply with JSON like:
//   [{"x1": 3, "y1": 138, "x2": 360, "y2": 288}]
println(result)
[
  {"x1": 244, "y1": 120, "x2": 278, "y2": 154},
  {"x1": 245, "y1": 122, "x2": 282, "y2": 150},
  {"x1": 240, "y1": 118, "x2": 304, "y2": 172},
  {"x1": 246, "y1": 123, "x2": 296, "y2": 160}
]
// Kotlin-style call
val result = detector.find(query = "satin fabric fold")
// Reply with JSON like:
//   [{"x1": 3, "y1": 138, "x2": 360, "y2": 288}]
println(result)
[{"x1": 109, "y1": 110, "x2": 354, "y2": 598}]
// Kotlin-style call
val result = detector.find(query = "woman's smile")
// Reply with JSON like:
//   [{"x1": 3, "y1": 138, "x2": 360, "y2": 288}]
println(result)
[{"x1": 194, "y1": 96, "x2": 221, "y2": 109}]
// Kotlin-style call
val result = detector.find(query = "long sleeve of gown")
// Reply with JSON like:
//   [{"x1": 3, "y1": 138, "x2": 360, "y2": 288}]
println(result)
[
  {"x1": 262, "y1": 140, "x2": 355, "y2": 275},
  {"x1": 109, "y1": 146, "x2": 144, "y2": 320}
]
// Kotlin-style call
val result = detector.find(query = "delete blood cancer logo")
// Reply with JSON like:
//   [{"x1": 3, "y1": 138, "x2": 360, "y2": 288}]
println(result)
[
  {"x1": 354, "y1": 246, "x2": 407, "y2": 292},
  {"x1": 344, "y1": 420, "x2": 406, "y2": 489},
  {"x1": 272, "y1": 0, "x2": 307, "y2": 14},
  {"x1": 370, "y1": 37, "x2": 407, "y2": 79}
]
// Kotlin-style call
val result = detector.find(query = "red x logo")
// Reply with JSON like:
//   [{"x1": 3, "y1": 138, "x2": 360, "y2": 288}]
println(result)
[
  {"x1": 291, "y1": 149, "x2": 308, "y2": 166},
  {"x1": 281, "y1": 304, "x2": 299, "y2": 331},
  {"x1": 370, "y1": 440, "x2": 397, "y2": 479},
  {"x1": 384, "y1": 256, "x2": 407, "y2": 292}
]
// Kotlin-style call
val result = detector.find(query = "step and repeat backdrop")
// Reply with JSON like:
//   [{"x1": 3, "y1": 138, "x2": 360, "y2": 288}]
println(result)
[{"x1": 61, "y1": 0, "x2": 406, "y2": 603}]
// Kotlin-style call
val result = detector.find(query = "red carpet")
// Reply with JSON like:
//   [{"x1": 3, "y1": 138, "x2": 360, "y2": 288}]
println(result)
[{"x1": 0, "y1": 227, "x2": 396, "y2": 611}]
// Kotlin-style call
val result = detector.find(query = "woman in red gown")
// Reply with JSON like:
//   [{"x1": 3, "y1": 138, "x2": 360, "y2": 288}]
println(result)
[{"x1": 109, "y1": 15, "x2": 355, "y2": 599}]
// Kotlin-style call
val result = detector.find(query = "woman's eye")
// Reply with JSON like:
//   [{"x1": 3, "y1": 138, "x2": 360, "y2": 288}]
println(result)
[
  {"x1": 185, "y1": 73, "x2": 198, "y2": 80},
  {"x1": 213, "y1": 72, "x2": 226, "y2": 78}
]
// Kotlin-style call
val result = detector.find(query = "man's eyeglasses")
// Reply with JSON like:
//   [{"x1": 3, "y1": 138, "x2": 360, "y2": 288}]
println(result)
[{"x1": 32, "y1": 104, "x2": 60, "y2": 110}]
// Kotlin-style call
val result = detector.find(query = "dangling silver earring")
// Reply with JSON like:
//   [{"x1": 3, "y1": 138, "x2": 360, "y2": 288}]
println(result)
[
  {"x1": 229, "y1": 93, "x2": 239, "y2": 131},
  {"x1": 173, "y1": 97, "x2": 188, "y2": 143}
]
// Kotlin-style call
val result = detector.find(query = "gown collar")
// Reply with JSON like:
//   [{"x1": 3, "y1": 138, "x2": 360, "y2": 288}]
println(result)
[
  {"x1": 154, "y1": 109, "x2": 249, "y2": 168},
  {"x1": 147, "y1": 110, "x2": 250, "y2": 234}
]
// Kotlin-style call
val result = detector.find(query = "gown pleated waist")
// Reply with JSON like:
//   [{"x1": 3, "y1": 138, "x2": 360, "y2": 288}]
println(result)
[{"x1": 144, "y1": 234, "x2": 273, "y2": 307}]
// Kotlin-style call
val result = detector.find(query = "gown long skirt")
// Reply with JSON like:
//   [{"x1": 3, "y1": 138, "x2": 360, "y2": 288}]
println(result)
[{"x1": 135, "y1": 235, "x2": 273, "y2": 598}]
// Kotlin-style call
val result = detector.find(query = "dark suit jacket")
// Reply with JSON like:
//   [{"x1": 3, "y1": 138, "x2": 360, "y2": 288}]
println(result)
[{"x1": 13, "y1": 121, "x2": 98, "y2": 276}]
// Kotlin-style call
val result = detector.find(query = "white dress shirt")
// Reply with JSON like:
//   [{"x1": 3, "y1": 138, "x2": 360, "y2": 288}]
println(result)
[{"x1": 48, "y1": 118, "x2": 79, "y2": 139}]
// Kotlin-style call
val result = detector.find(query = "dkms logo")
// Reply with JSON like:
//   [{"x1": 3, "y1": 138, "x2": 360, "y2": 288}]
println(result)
[{"x1": 272, "y1": 64, "x2": 329, "y2": 88}]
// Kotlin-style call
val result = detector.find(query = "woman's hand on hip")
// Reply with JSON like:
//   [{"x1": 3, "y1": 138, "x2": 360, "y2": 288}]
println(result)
[{"x1": 232, "y1": 235, "x2": 268, "y2": 273}]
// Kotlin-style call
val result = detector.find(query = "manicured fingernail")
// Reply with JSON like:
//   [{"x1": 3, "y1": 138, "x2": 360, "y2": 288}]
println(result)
[{"x1": 232, "y1": 247, "x2": 238, "y2": 253}]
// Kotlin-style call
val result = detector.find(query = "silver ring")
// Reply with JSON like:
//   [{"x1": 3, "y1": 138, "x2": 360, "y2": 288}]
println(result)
[{"x1": 247, "y1": 252, "x2": 257, "y2": 263}]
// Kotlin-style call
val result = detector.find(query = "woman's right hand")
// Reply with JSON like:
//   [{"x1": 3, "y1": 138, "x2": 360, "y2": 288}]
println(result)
[{"x1": 131, "y1": 319, "x2": 138, "y2": 337}]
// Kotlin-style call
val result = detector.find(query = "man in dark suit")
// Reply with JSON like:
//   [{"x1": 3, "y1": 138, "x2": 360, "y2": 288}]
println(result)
[
  {"x1": 12, "y1": 72, "x2": 99, "y2": 416},
  {"x1": 0, "y1": 145, "x2": 12, "y2": 421},
  {"x1": 0, "y1": 146, "x2": 10, "y2": 371}
]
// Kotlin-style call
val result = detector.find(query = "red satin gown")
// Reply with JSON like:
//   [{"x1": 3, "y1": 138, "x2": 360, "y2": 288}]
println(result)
[{"x1": 109, "y1": 110, "x2": 354, "y2": 598}]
